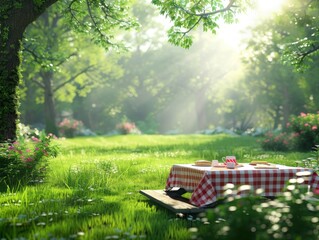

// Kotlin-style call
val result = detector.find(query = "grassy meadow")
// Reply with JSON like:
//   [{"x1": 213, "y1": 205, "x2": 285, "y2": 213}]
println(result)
[{"x1": 0, "y1": 134, "x2": 311, "y2": 239}]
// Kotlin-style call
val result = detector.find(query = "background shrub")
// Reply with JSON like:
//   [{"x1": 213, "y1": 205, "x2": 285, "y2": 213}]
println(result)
[
  {"x1": 260, "y1": 131, "x2": 293, "y2": 151},
  {"x1": 287, "y1": 112, "x2": 319, "y2": 151},
  {"x1": 58, "y1": 118, "x2": 83, "y2": 138},
  {"x1": 116, "y1": 121, "x2": 141, "y2": 135}
]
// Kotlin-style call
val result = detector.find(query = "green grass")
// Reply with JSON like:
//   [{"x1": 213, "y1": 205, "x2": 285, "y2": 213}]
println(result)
[{"x1": 0, "y1": 134, "x2": 311, "y2": 239}]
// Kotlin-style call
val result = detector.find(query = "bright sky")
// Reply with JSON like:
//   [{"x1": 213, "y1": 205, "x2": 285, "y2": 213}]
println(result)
[
  {"x1": 219, "y1": 0, "x2": 287, "y2": 48},
  {"x1": 256, "y1": 0, "x2": 286, "y2": 15}
]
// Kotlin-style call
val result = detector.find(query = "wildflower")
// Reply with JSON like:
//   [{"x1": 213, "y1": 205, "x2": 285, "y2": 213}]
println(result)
[
  {"x1": 312, "y1": 126, "x2": 318, "y2": 131},
  {"x1": 31, "y1": 136, "x2": 40, "y2": 142},
  {"x1": 304, "y1": 123, "x2": 309, "y2": 127},
  {"x1": 300, "y1": 112, "x2": 307, "y2": 117}
]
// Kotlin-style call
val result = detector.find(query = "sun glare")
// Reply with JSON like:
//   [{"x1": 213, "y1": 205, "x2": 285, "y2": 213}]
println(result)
[
  {"x1": 218, "y1": 0, "x2": 287, "y2": 48},
  {"x1": 256, "y1": 0, "x2": 286, "y2": 15}
]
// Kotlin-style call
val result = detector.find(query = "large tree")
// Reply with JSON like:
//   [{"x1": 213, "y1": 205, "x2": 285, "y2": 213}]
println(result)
[
  {"x1": 0, "y1": 0, "x2": 251, "y2": 141},
  {"x1": 21, "y1": 3, "x2": 123, "y2": 135},
  {"x1": 0, "y1": 0, "x2": 137, "y2": 141}
]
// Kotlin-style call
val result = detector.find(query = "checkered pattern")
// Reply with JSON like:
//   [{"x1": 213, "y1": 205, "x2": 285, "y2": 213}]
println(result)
[
  {"x1": 165, "y1": 164, "x2": 319, "y2": 207},
  {"x1": 165, "y1": 164, "x2": 205, "y2": 191}
]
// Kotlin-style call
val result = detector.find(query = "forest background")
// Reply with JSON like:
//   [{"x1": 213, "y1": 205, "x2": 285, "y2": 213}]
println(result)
[{"x1": 19, "y1": 0, "x2": 319, "y2": 137}]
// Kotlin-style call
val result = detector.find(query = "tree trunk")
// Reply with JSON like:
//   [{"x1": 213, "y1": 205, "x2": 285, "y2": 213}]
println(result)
[
  {"x1": 0, "y1": 0, "x2": 57, "y2": 142},
  {"x1": 195, "y1": 87, "x2": 207, "y2": 130},
  {"x1": 281, "y1": 86, "x2": 291, "y2": 130},
  {"x1": 273, "y1": 107, "x2": 281, "y2": 130},
  {"x1": 43, "y1": 72, "x2": 59, "y2": 136},
  {"x1": 0, "y1": 30, "x2": 21, "y2": 141}
]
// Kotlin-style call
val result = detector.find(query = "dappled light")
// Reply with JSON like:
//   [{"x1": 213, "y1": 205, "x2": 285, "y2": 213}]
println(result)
[
  {"x1": 7, "y1": 0, "x2": 315, "y2": 136},
  {"x1": 1, "y1": 0, "x2": 319, "y2": 239}
]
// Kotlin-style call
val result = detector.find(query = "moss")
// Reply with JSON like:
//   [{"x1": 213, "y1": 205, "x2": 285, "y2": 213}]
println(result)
[{"x1": 0, "y1": 1, "x2": 21, "y2": 141}]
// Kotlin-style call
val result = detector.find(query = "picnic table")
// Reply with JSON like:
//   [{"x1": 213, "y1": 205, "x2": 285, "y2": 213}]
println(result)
[{"x1": 165, "y1": 163, "x2": 319, "y2": 207}]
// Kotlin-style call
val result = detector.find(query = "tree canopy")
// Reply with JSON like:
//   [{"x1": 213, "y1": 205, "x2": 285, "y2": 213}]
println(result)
[
  {"x1": 1, "y1": 0, "x2": 319, "y2": 141},
  {"x1": 0, "y1": 0, "x2": 252, "y2": 141}
]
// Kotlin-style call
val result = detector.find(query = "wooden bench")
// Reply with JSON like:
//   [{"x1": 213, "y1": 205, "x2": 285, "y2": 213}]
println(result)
[{"x1": 139, "y1": 190, "x2": 204, "y2": 214}]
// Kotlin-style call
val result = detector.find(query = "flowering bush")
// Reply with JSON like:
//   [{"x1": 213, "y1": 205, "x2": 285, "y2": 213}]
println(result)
[
  {"x1": 116, "y1": 122, "x2": 141, "y2": 135},
  {"x1": 287, "y1": 112, "x2": 319, "y2": 151},
  {"x1": 0, "y1": 128, "x2": 59, "y2": 188},
  {"x1": 58, "y1": 118, "x2": 83, "y2": 138},
  {"x1": 260, "y1": 131, "x2": 293, "y2": 151}
]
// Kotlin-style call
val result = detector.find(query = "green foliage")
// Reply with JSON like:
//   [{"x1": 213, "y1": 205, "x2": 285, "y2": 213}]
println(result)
[
  {"x1": 242, "y1": 16, "x2": 306, "y2": 130},
  {"x1": 61, "y1": 0, "x2": 139, "y2": 50},
  {"x1": 287, "y1": 112, "x2": 319, "y2": 151},
  {"x1": 137, "y1": 115, "x2": 159, "y2": 134},
  {"x1": 193, "y1": 183, "x2": 319, "y2": 240},
  {"x1": 152, "y1": 0, "x2": 252, "y2": 48},
  {"x1": 296, "y1": 145, "x2": 319, "y2": 174},
  {"x1": 261, "y1": 131, "x2": 293, "y2": 152},
  {"x1": 0, "y1": 124, "x2": 59, "y2": 189},
  {"x1": 278, "y1": 0, "x2": 319, "y2": 71}
]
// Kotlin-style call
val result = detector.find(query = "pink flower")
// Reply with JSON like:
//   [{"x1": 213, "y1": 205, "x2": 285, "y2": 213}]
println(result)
[
  {"x1": 312, "y1": 126, "x2": 318, "y2": 131},
  {"x1": 304, "y1": 123, "x2": 309, "y2": 127},
  {"x1": 31, "y1": 136, "x2": 40, "y2": 142},
  {"x1": 300, "y1": 112, "x2": 307, "y2": 117},
  {"x1": 25, "y1": 157, "x2": 33, "y2": 162},
  {"x1": 293, "y1": 132, "x2": 300, "y2": 137}
]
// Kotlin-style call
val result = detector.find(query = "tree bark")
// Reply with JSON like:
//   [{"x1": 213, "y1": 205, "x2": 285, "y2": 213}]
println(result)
[
  {"x1": 0, "y1": 0, "x2": 57, "y2": 142},
  {"x1": 43, "y1": 71, "x2": 59, "y2": 136}
]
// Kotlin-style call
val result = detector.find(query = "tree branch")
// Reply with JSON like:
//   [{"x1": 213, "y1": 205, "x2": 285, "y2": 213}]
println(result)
[
  {"x1": 86, "y1": 0, "x2": 113, "y2": 45},
  {"x1": 67, "y1": 0, "x2": 83, "y2": 27},
  {"x1": 174, "y1": 0, "x2": 237, "y2": 17},
  {"x1": 298, "y1": 44, "x2": 319, "y2": 64},
  {"x1": 30, "y1": 78, "x2": 45, "y2": 89},
  {"x1": 176, "y1": 16, "x2": 203, "y2": 38},
  {"x1": 53, "y1": 65, "x2": 95, "y2": 92}
]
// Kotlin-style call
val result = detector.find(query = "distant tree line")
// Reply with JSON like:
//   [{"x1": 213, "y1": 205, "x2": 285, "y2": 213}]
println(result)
[{"x1": 1, "y1": 0, "x2": 318, "y2": 139}]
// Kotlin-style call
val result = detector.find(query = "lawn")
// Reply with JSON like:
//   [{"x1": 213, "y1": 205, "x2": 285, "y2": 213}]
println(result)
[{"x1": 0, "y1": 134, "x2": 312, "y2": 239}]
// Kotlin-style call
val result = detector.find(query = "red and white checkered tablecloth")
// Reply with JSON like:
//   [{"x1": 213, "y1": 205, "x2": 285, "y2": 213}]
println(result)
[{"x1": 165, "y1": 164, "x2": 319, "y2": 207}]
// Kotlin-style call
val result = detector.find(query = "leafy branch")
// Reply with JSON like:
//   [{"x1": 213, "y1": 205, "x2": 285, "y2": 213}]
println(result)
[
  {"x1": 53, "y1": 65, "x2": 95, "y2": 92},
  {"x1": 173, "y1": 0, "x2": 237, "y2": 17}
]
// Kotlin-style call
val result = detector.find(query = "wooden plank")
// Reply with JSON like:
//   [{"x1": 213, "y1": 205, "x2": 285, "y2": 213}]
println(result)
[{"x1": 139, "y1": 190, "x2": 204, "y2": 214}]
